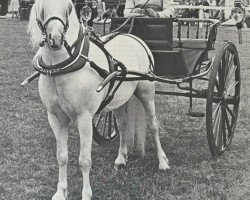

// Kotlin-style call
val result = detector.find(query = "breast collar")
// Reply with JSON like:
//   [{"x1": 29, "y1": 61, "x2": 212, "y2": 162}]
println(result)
[{"x1": 34, "y1": 25, "x2": 91, "y2": 76}]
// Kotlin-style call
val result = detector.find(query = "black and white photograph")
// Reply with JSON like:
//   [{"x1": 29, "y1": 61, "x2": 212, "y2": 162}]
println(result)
[{"x1": 0, "y1": 0, "x2": 250, "y2": 199}]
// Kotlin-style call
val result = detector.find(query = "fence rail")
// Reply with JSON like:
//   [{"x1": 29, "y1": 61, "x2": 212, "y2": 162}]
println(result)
[{"x1": 174, "y1": 5, "x2": 250, "y2": 11}]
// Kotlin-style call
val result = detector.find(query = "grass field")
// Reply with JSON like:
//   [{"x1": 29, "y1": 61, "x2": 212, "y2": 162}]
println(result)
[{"x1": 0, "y1": 19, "x2": 250, "y2": 200}]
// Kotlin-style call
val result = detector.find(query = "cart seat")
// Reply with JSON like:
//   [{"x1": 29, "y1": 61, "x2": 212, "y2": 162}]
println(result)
[
  {"x1": 110, "y1": 17, "x2": 210, "y2": 76},
  {"x1": 173, "y1": 38, "x2": 208, "y2": 49},
  {"x1": 110, "y1": 17, "x2": 173, "y2": 50}
]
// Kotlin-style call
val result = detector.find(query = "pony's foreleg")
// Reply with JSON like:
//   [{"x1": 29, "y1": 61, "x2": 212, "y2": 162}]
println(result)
[
  {"x1": 135, "y1": 83, "x2": 170, "y2": 170},
  {"x1": 48, "y1": 112, "x2": 70, "y2": 200},
  {"x1": 77, "y1": 114, "x2": 93, "y2": 200},
  {"x1": 113, "y1": 105, "x2": 128, "y2": 170}
]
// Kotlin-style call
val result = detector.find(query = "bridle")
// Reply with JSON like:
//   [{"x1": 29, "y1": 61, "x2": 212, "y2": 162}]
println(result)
[{"x1": 37, "y1": 16, "x2": 72, "y2": 56}]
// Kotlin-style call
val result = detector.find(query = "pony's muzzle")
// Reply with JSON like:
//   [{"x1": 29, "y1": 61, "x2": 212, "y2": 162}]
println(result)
[{"x1": 47, "y1": 33, "x2": 63, "y2": 50}]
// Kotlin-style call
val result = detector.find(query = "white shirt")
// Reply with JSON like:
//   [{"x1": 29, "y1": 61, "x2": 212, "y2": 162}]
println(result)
[{"x1": 124, "y1": 0, "x2": 174, "y2": 18}]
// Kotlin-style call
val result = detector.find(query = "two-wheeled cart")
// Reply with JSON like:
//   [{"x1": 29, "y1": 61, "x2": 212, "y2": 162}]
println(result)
[{"x1": 93, "y1": 17, "x2": 242, "y2": 157}]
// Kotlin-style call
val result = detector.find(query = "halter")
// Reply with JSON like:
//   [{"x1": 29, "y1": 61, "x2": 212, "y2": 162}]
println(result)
[{"x1": 37, "y1": 16, "x2": 72, "y2": 56}]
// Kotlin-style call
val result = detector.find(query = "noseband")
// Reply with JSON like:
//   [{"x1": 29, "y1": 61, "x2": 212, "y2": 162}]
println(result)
[{"x1": 37, "y1": 16, "x2": 72, "y2": 56}]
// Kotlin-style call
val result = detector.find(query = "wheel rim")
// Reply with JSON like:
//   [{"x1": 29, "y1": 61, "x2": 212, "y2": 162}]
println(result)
[
  {"x1": 207, "y1": 42, "x2": 240, "y2": 157},
  {"x1": 93, "y1": 111, "x2": 119, "y2": 145}
]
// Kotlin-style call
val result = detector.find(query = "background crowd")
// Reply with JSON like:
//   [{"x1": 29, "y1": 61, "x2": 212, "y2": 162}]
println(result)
[{"x1": 0, "y1": 0, "x2": 249, "y2": 21}]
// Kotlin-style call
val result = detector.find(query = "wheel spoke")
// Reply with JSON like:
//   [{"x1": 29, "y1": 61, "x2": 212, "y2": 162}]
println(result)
[
  {"x1": 101, "y1": 113, "x2": 109, "y2": 137},
  {"x1": 108, "y1": 112, "x2": 112, "y2": 138},
  {"x1": 224, "y1": 108, "x2": 233, "y2": 138},
  {"x1": 225, "y1": 81, "x2": 239, "y2": 95},
  {"x1": 113, "y1": 115, "x2": 119, "y2": 133},
  {"x1": 223, "y1": 50, "x2": 230, "y2": 74},
  {"x1": 213, "y1": 106, "x2": 222, "y2": 146},
  {"x1": 215, "y1": 78, "x2": 220, "y2": 93},
  {"x1": 218, "y1": 62, "x2": 225, "y2": 94},
  {"x1": 222, "y1": 50, "x2": 228, "y2": 76},
  {"x1": 226, "y1": 52, "x2": 234, "y2": 70},
  {"x1": 93, "y1": 111, "x2": 119, "y2": 145},
  {"x1": 225, "y1": 104, "x2": 236, "y2": 120},
  {"x1": 221, "y1": 108, "x2": 228, "y2": 149},
  {"x1": 95, "y1": 112, "x2": 104, "y2": 127},
  {"x1": 225, "y1": 55, "x2": 236, "y2": 87},
  {"x1": 213, "y1": 102, "x2": 221, "y2": 119},
  {"x1": 219, "y1": 51, "x2": 229, "y2": 89}
]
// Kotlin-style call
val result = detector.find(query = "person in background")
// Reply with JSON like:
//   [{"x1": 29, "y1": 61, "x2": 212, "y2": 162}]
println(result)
[
  {"x1": 117, "y1": 2, "x2": 125, "y2": 17},
  {"x1": 73, "y1": 0, "x2": 98, "y2": 26},
  {"x1": 191, "y1": 0, "x2": 209, "y2": 19},
  {"x1": 198, "y1": 0, "x2": 210, "y2": 19},
  {"x1": 88, "y1": 0, "x2": 98, "y2": 26},
  {"x1": 74, "y1": 0, "x2": 86, "y2": 20},
  {"x1": 0, "y1": 0, "x2": 8, "y2": 18},
  {"x1": 124, "y1": 0, "x2": 174, "y2": 18},
  {"x1": 9, "y1": 0, "x2": 19, "y2": 18}
]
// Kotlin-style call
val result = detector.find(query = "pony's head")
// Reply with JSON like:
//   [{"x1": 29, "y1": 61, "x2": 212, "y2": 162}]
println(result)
[{"x1": 28, "y1": 0, "x2": 79, "y2": 49}]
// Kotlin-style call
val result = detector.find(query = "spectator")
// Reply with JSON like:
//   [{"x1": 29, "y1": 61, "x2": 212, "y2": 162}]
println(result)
[
  {"x1": 101, "y1": 5, "x2": 117, "y2": 19},
  {"x1": 181, "y1": 0, "x2": 197, "y2": 18},
  {"x1": 192, "y1": 0, "x2": 209, "y2": 19},
  {"x1": 73, "y1": 0, "x2": 98, "y2": 26},
  {"x1": 9, "y1": 0, "x2": 19, "y2": 18},
  {"x1": 74, "y1": 0, "x2": 85, "y2": 20},
  {"x1": 124, "y1": 0, "x2": 174, "y2": 18},
  {"x1": 200, "y1": 0, "x2": 210, "y2": 19},
  {"x1": 88, "y1": 0, "x2": 98, "y2": 26},
  {"x1": 117, "y1": 3, "x2": 125, "y2": 17},
  {"x1": 0, "y1": 0, "x2": 8, "y2": 18}
]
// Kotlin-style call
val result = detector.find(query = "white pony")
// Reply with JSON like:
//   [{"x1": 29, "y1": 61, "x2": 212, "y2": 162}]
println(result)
[{"x1": 28, "y1": 0, "x2": 169, "y2": 199}]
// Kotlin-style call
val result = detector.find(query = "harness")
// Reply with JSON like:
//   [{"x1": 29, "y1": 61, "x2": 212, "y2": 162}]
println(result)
[
  {"x1": 33, "y1": 23, "x2": 127, "y2": 113},
  {"x1": 37, "y1": 16, "x2": 73, "y2": 56},
  {"x1": 30, "y1": 16, "x2": 154, "y2": 113}
]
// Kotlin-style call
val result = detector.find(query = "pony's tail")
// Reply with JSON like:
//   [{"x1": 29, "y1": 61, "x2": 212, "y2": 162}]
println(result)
[{"x1": 126, "y1": 96, "x2": 147, "y2": 155}]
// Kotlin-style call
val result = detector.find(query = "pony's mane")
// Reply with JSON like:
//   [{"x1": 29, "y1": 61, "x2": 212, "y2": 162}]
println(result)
[{"x1": 28, "y1": 0, "x2": 80, "y2": 47}]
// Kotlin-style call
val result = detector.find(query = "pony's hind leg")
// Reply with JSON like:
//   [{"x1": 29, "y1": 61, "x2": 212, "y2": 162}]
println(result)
[
  {"x1": 77, "y1": 113, "x2": 93, "y2": 200},
  {"x1": 48, "y1": 112, "x2": 70, "y2": 200},
  {"x1": 113, "y1": 104, "x2": 129, "y2": 170},
  {"x1": 135, "y1": 82, "x2": 170, "y2": 170}
]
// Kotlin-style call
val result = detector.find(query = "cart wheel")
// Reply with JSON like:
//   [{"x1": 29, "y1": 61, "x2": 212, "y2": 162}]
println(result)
[
  {"x1": 92, "y1": 111, "x2": 119, "y2": 146},
  {"x1": 206, "y1": 41, "x2": 240, "y2": 157}
]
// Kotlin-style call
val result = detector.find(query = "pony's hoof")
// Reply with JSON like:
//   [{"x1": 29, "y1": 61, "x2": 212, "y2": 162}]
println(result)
[
  {"x1": 159, "y1": 157, "x2": 170, "y2": 171},
  {"x1": 159, "y1": 162, "x2": 170, "y2": 171},
  {"x1": 52, "y1": 189, "x2": 68, "y2": 200},
  {"x1": 82, "y1": 188, "x2": 92, "y2": 200},
  {"x1": 114, "y1": 163, "x2": 126, "y2": 171},
  {"x1": 114, "y1": 155, "x2": 127, "y2": 171}
]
